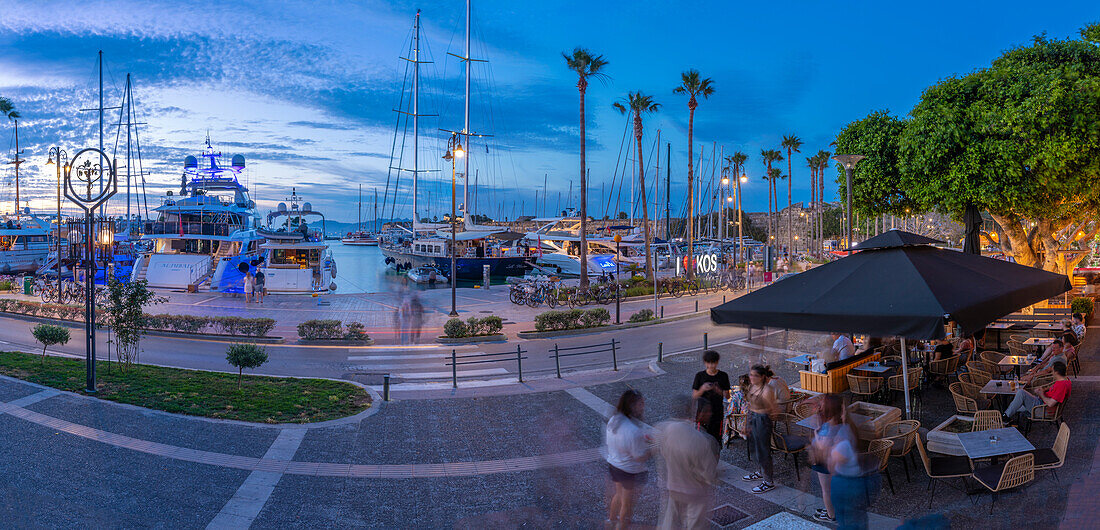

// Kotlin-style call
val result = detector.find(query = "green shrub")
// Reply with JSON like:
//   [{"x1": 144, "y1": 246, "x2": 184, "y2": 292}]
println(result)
[
  {"x1": 444, "y1": 318, "x2": 468, "y2": 338},
  {"x1": 1071, "y1": 297, "x2": 1094, "y2": 317},
  {"x1": 481, "y1": 315, "x2": 503, "y2": 335},
  {"x1": 466, "y1": 316, "x2": 485, "y2": 336},
  {"x1": 628, "y1": 309, "x2": 655, "y2": 323},
  {"x1": 535, "y1": 308, "x2": 609, "y2": 331},
  {"x1": 297, "y1": 319, "x2": 342, "y2": 340},
  {"x1": 582, "y1": 307, "x2": 611, "y2": 327},
  {"x1": 344, "y1": 321, "x2": 369, "y2": 341},
  {"x1": 534, "y1": 310, "x2": 561, "y2": 332},
  {"x1": 0, "y1": 280, "x2": 12, "y2": 291},
  {"x1": 243, "y1": 318, "x2": 276, "y2": 337},
  {"x1": 225, "y1": 344, "x2": 269, "y2": 390},
  {"x1": 32, "y1": 324, "x2": 70, "y2": 360}
]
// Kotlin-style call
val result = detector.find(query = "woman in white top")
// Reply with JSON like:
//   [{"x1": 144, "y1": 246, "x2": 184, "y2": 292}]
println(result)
[
  {"x1": 242, "y1": 270, "x2": 254, "y2": 304},
  {"x1": 605, "y1": 389, "x2": 651, "y2": 529}
]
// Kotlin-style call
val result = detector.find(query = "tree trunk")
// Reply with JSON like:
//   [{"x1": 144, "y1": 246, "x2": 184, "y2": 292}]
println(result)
[
  {"x1": 636, "y1": 114, "x2": 652, "y2": 282},
  {"x1": 238, "y1": 368, "x2": 243, "y2": 390},
  {"x1": 787, "y1": 150, "x2": 793, "y2": 257},
  {"x1": 579, "y1": 83, "x2": 589, "y2": 288},
  {"x1": 686, "y1": 106, "x2": 695, "y2": 280}
]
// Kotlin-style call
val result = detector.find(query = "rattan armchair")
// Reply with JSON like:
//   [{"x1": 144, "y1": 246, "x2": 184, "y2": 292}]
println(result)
[
  {"x1": 980, "y1": 351, "x2": 1005, "y2": 365},
  {"x1": 863, "y1": 438, "x2": 896, "y2": 494},
  {"x1": 770, "y1": 413, "x2": 809, "y2": 480},
  {"x1": 972, "y1": 453, "x2": 1035, "y2": 514},
  {"x1": 916, "y1": 435, "x2": 973, "y2": 508},
  {"x1": 794, "y1": 401, "x2": 818, "y2": 420},
  {"x1": 1008, "y1": 334, "x2": 1029, "y2": 343},
  {"x1": 1007, "y1": 341, "x2": 1029, "y2": 357},
  {"x1": 971, "y1": 410, "x2": 1004, "y2": 431},
  {"x1": 1024, "y1": 395, "x2": 1067, "y2": 435},
  {"x1": 966, "y1": 368, "x2": 992, "y2": 387},
  {"x1": 929, "y1": 355, "x2": 960, "y2": 385},
  {"x1": 959, "y1": 381, "x2": 992, "y2": 409},
  {"x1": 777, "y1": 392, "x2": 808, "y2": 414},
  {"x1": 1028, "y1": 423, "x2": 1069, "y2": 482},
  {"x1": 887, "y1": 367, "x2": 922, "y2": 416},
  {"x1": 949, "y1": 382, "x2": 981, "y2": 414},
  {"x1": 847, "y1": 374, "x2": 884, "y2": 402},
  {"x1": 881, "y1": 420, "x2": 920, "y2": 482}
]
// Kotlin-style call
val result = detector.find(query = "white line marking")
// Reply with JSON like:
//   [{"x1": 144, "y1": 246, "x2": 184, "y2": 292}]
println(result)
[
  {"x1": 206, "y1": 428, "x2": 306, "y2": 529},
  {"x1": 346, "y1": 354, "x2": 451, "y2": 361},
  {"x1": 396, "y1": 368, "x2": 509, "y2": 379}
]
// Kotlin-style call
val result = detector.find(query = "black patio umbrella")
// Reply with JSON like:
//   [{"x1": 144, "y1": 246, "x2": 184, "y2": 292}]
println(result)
[{"x1": 962, "y1": 203, "x2": 983, "y2": 255}]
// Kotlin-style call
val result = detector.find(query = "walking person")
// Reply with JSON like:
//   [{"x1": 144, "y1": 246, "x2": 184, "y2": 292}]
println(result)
[
  {"x1": 742, "y1": 364, "x2": 779, "y2": 493},
  {"x1": 253, "y1": 269, "x2": 266, "y2": 304},
  {"x1": 691, "y1": 350, "x2": 730, "y2": 450},
  {"x1": 408, "y1": 293, "x2": 425, "y2": 344},
  {"x1": 656, "y1": 394, "x2": 717, "y2": 530},
  {"x1": 242, "y1": 269, "x2": 254, "y2": 304},
  {"x1": 810, "y1": 394, "x2": 855, "y2": 523},
  {"x1": 605, "y1": 390, "x2": 652, "y2": 529},
  {"x1": 828, "y1": 413, "x2": 877, "y2": 530}
]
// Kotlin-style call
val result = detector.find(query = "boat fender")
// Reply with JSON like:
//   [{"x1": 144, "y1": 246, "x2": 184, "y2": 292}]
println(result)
[
  {"x1": 329, "y1": 260, "x2": 337, "y2": 277},
  {"x1": 384, "y1": 256, "x2": 395, "y2": 265},
  {"x1": 404, "y1": 262, "x2": 412, "y2": 270},
  {"x1": 329, "y1": 282, "x2": 337, "y2": 291}
]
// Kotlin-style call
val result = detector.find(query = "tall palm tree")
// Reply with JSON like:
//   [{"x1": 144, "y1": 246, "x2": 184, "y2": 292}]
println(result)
[
  {"x1": 806, "y1": 154, "x2": 819, "y2": 254},
  {"x1": 563, "y1": 48, "x2": 608, "y2": 288},
  {"x1": 781, "y1": 135, "x2": 802, "y2": 255},
  {"x1": 674, "y1": 70, "x2": 715, "y2": 280},
  {"x1": 760, "y1": 149, "x2": 784, "y2": 247},
  {"x1": 0, "y1": 97, "x2": 18, "y2": 122},
  {"x1": 723, "y1": 151, "x2": 748, "y2": 257},
  {"x1": 613, "y1": 92, "x2": 659, "y2": 282},
  {"x1": 816, "y1": 150, "x2": 831, "y2": 251}
]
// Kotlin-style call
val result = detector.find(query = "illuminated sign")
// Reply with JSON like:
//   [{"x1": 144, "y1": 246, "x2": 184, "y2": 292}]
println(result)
[{"x1": 677, "y1": 252, "x2": 719, "y2": 275}]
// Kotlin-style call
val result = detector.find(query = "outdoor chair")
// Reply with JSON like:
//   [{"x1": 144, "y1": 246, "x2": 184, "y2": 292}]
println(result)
[
  {"x1": 966, "y1": 367, "x2": 992, "y2": 386},
  {"x1": 863, "y1": 439, "x2": 896, "y2": 494},
  {"x1": 916, "y1": 435, "x2": 973, "y2": 508},
  {"x1": 1024, "y1": 396, "x2": 1066, "y2": 435},
  {"x1": 887, "y1": 367, "x2": 922, "y2": 417},
  {"x1": 1029, "y1": 329, "x2": 1056, "y2": 339},
  {"x1": 972, "y1": 453, "x2": 1035, "y2": 515},
  {"x1": 777, "y1": 392, "x2": 808, "y2": 414},
  {"x1": 958, "y1": 372, "x2": 979, "y2": 385},
  {"x1": 971, "y1": 410, "x2": 1004, "y2": 431},
  {"x1": 794, "y1": 401, "x2": 818, "y2": 420},
  {"x1": 959, "y1": 381, "x2": 992, "y2": 410},
  {"x1": 1007, "y1": 341, "x2": 1029, "y2": 357},
  {"x1": 881, "y1": 420, "x2": 920, "y2": 482},
  {"x1": 980, "y1": 351, "x2": 1005, "y2": 365},
  {"x1": 929, "y1": 355, "x2": 960, "y2": 386},
  {"x1": 1065, "y1": 348, "x2": 1081, "y2": 377},
  {"x1": 770, "y1": 413, "x2": 809, "y2": 480},
  {"x1": 724, "y1": 411, "x2": 751, "y2": 461},
  {"x1": 949, "y1": 382, "x2": 981, "y2": 414},
  {"x1": 1008, "y1": 334, "x2": 1029, "y2": 344},
  {"x1": 1026, "y1": 373, "x2": 1053, "y2": 391},
  {"x1": 1027, "y1": 423, "x2": 1069, "y2": 482},
  {"x1": 847, "y1": 374, "x2": 884, "y2": 402}
]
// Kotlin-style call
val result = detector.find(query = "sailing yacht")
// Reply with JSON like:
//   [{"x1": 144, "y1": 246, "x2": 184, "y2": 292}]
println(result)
[
  {"x1": 130, "y1": 139, "x2": 265, "y2": 291},
  {"x1": 342, "y1": 185, "x2": 379, "y2": 245}
]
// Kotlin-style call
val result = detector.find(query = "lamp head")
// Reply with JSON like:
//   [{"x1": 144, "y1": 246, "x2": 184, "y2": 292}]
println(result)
[
  {"x1": 442, "y1": 149, "x2": 453, "y2": 161},
  {"x1": 727, "y1": 196, "x2": 733, "y2": 202},
  {"x1": 454, "y1": 143, "x2": 465, "y2": 158},
  {"x1": 46, "y1": 156, "x2": 54, "y2": 166},
  {"x1": 721, "y1": 177, "x2": 729, "y2": 185},
  {"x1": 739, "y1": 174, "x2": 748, "y2": 183}
]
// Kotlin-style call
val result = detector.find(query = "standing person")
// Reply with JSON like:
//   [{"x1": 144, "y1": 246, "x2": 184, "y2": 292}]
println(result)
[
  {"x1": 742, "y1": 364, "x2": 779, "y2": 493},
  {"x1": 656, "y1": 394, "x2": 717, "y2": 530},
  {"x1": 253, "y1": 269, "x2": 266, "y2": 304},
  {"x1": 605, "y1": 390, "x2": 652, "y2": 529},
  {"x1": 810, "y1": 394, "x2": 855, "y2": 523},
  {"x1": 408, "y1": 293, "x2": 425, "y2": 344},
  {"x1": 691, "y1": 350, "x2": 731, "y2": 449},
  {"x1": 242, "y1": 269, "x2": 254, "y2": 304}
]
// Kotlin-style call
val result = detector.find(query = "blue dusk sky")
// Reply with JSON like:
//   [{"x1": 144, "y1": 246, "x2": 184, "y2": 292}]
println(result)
[{"x1": 1, "y1": 1, "x2": 1097, "y2": 224}]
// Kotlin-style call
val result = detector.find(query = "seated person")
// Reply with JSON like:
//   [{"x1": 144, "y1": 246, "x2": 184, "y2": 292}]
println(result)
[
  {"x1": 952, "y1": 334, "x2": 975, "y2": 363},
  {"x1": 972, "y1": 328, "x2": 986, "y2": 351},
  {"x1": 1020, "y1": 339, "x2": 1066, "y2": 385},
  {"x1": 829, "y1": 332, "x2": 855, "y2": 362},
  {"x1": 1005, "y1": 361, "x2": 1071, "y2": 421},
  {"x1": 855, "y1": 336, "x2": 883, "y2": 356},
  {"x1": 931, "y1": 339, "x2": 954, "y2": 362},
  {"x1": 1071, "y1": 313, "x2": 1086, "y2": 341}
]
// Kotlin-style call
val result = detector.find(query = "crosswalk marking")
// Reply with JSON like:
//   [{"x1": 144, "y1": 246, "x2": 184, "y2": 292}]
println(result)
[{"x1": 396, "y1": 368, "x2": 509, "y2": 379}]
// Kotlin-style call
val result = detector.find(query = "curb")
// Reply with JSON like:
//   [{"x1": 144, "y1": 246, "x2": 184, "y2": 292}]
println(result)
[
  {"x1": 435, "y1": 334, "x2": 507, "y2": 344},
  {"x1": 516, "y1": 309, "x2": 711, "y2": 339},
  {"x1": 297, "y1": 338, "x2": 376, "y2": 346}
]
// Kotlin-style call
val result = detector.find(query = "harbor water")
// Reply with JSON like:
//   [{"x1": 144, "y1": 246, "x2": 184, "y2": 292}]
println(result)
[{"x1": 327, "y1": 243, "x2": 510, "y2": 294}]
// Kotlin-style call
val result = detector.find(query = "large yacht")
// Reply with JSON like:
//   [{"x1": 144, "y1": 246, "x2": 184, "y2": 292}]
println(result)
[
  {"x1": 256, "y1": 189, "x2": 337, "y2": 293},
  {"x1": 0, "y1": 214, "x2": 51, "y2": 274},
  {"x1": 130, "y1": 139, "x2": 264, "y2": 291},
  {"x1": 526, "y1": 218, "x2": 620, "y2": 277}
]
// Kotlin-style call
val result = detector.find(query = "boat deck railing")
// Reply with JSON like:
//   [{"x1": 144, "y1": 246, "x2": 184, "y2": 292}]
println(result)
[{"x1": 141, "y1": 221, "x2": 242, "y2": 237}]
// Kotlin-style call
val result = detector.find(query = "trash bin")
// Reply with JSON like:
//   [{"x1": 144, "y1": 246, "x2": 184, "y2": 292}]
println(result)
[{"x1": 23, "y1": 276, "x2": 33, "y2": 295}]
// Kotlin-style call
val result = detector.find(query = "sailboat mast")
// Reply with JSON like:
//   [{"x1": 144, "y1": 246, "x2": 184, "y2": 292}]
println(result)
[
  {"x1": 125, "y1": 74, "x2": 133, "y2": 221},
  {"x1": 412, "y1": 10, "x2": 421, "y2": 227},
  {"x1": 358, "y1": 184, "x2": 362, "y2": 230},
  {"x1": 99, "y1": 50, "x2": 104, "y2": 195},
  {"x1": 373, "y1": 188, "x2": 378, "y2": 233},
  {"x1": 462, "y1": 0, "x2": 471, "y2": 222},
  {"x1": 12, "y1": 120, "x2": 21, "y2": 214}
]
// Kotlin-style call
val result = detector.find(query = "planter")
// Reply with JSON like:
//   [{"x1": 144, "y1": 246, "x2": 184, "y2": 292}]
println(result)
[
  {"x1": 516, "y1": 309, "x2": 708, "y2": 339},
  {"x1": 436, "y1": 334, "x2": 506, "y2": 344},
  {"x1": 296, "y1": 338, "x2": 375, "y2": 346},
  {"x1": 846, "y1": 401, "x2": 901, "y2": 441},
  {"x1": 0, "y1": 311, "x2": 284, "y2": 343},
  {"x1": 926, "y1": 415, "x2": 974, "y2": 456}
]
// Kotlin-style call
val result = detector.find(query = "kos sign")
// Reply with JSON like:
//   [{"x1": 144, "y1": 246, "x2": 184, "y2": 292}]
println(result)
[{"x1": 677, "y1": 252, "x2": 719, "y2": 275}]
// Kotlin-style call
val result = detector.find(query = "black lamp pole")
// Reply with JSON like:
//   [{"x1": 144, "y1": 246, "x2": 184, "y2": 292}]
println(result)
[{"x1": 444, "y1": 134, "x2": 463, "y2": 317}]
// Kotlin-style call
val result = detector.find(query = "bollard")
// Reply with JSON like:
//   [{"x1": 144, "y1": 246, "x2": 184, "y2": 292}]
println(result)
[
  {"x1": 553, "y1": 344, "x2": 562, "y2": 378},
  {"x1": 723, "y1": 295, "x2": 726, "y2": 303},
  {"x1": 516, "y1": 345, "x2": 524, "y2": 383},
  {"x1": 611, "y1": 339, "x2": 619, "y2": 371},
  {"x1": 660, "y1": 306, "x2": 665, "y2": 319},
  {"x1": 451, "y1": 349, "x2": 458, "y2": 389},
  {"x1": 748, "y1": 327, "x2": 753, "y2": 341},
  {"x1": 703, "y1": 332, "x2": 708, "y2": 351},
  {"x1": 657, "y1": 342, "x2": 664, "y2": 363},
  {"x1": 383, "y1": 374, "x2": 391, "y2": 401},
  {"x1": 695, "y1": 300, "x2": 699, "y2": 312}
]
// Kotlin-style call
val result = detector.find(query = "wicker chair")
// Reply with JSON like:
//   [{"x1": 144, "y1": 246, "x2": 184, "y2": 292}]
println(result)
[
  {"x1": 794, "y1": 401, "x2": 818, "y2": 420},
  {"x1": 958, "y1": 372, "x2": 979, "y2": 385},
  {"x1": 916, "y1": 435, "x2": 973, "y2": 508},
  {"x1": 972, "y1": 453, "x2": 1035, "y2": 514},
  {"x1": 881, "y1": 420, "x2": 920, "y2": 482},
  {"x1": 1008, "y1": 334, "x2": 1029, "y2": 343},
  {"x1": 959, "y1": 381, "x2": 992, "y2": 409},
  {"x1": 1007, "y1": 341, "x2": 1029, "y2": 357},
  {"x1": 847, "y1": 374, "x2": 884, "y2": 402},
  {"x1": 929, "y1": 355, "x2": 960, "y2": 385},
  {"x1": 1024, "y1": 394, "x2": 1067, "y2": 435},
  {"x1": 770, "y1": 413, "x2": 809, "y2": 480},
  {"x1": 777, "y1": 392, "x2": 808, "y2": 414},
  {"x1": 971, "y1": 410, "x2": 1004, "y2": 431},
  {"x1": 966, "y1": 368, "x2": 992, "y2": 387},
  {"x1": 862, "y1": 439, "x2": 896, "y2": 494},
  {"x1": 887, "y1": 367, "x2": 922, "y2": 417},
  {"x1": 980, "y1": 351, "x2": 1005, "y2": 365},
  {"x1": 1028, "y1": 423, "x2": 1069, "y2": 482},
  {"x1": 949, "y1": 382, "x2": 980, "y2": 414}
]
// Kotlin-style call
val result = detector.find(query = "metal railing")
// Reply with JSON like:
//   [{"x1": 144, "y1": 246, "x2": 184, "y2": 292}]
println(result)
[
  {"x1": 446, "y1": 345, "x2": 528, "y2": 388},
  {"x1": 141, "y1": 221, "x2": 236, "y2": 237},
  {"x1": 550, "y1": 339, "x2": 619, "y2": 378}
]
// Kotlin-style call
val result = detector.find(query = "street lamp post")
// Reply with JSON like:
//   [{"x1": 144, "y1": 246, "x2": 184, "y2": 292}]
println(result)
[
  {"x1": 62, "y1": 148, "x2": 117, "y2": 393},
  {"x1": 831, "y1": 154, "x2": 865, "y2": 249},
  {"x1": 614, "y1": 233, "x2": 622, "y2": 324},
  {"x1": 46, "y1": 148, "x2": 68, "y2": 299},
  {"x1": 443, "y1": 133, "x2": 464, "y2": 317},
  {"x1": 737, "y1": 173, "x2": 746, "y2": 270}
]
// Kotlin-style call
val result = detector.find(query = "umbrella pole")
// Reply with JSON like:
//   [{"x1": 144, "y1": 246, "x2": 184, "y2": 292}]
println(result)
[{"x1": 901, "y1": 337, "x2": 911, "y2": 419}]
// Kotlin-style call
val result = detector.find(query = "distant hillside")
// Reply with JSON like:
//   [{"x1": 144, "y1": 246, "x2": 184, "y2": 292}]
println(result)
[{"x1": 316, "y1": 219, "x2": 411, "y2": 236}]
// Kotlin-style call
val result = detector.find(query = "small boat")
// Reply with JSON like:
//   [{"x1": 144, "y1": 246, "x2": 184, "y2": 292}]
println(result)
[
  {"x1": 406, "y1": 265, "x2": 447, "y2": 284},
  {"x1": 341, "y1": 230, "x2": 379, "y2": 246}
]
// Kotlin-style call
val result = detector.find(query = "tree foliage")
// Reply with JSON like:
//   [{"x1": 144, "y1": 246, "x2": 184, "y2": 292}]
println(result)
[
  {"x1": 32, "y1": 324, "x2": 70, "y2": 361},
  {"x1": 105, "y1": 279, "x2": 165, "y2": 368},
  {"x1": 834, "y1": 110, "x2": 914, "y2": 216},
  {"x1": 225, "y1": 344, "x2": 269, "y2": 389}
]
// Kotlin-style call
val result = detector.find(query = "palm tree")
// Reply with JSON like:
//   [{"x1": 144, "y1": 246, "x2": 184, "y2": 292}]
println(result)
[
  {"x1": 781, "y1": 135, "x2": 802, "y2": 255},
  {"x1": 723, "y1": 152, "x2": 747, "y2": 256},
  {"x1": 0, "y1": 97, "x2": 18, "y2": 122},
  {"x1": 563, "y1": 48, "x2": 608, "y2": 288},
  {"x1": 816, "y1": 150, "x2": 831, "y2": 251},
  {"x1": 760, "y1": 149, "x2": 784, "y2": 247},
  {"x1": 806, "y1": 154, "x2": 819, "y2": 254},
  {"x1": 613, "y1": 92, "x2": 659, "y2": 282},
  {"x1": 674, "y1": 70, "x2": 715, "y2": 280}
]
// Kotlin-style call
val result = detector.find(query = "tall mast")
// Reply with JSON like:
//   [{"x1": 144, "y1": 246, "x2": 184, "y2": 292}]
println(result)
[
  {"x1": 99, "y1": 50, "x2": 104, "y2": 194},
  {"x1": 358, "y1": 184, "x2": 362, "y2": 230},
  {"x1": 125, "y1": 74, "x2": 132, "y2": 221},
  {"x1": 9, "y1": 120, "x2": 22, "y2": 214},
  {"x1": 373, "y1": 188, "x2": 378, "y2": 233},
  {"x1": 463, "y1": 0, "x2": 471, "y2": 221},
  {"x1": 412, "y1": 10, "x2": 420, "y2": 227}
]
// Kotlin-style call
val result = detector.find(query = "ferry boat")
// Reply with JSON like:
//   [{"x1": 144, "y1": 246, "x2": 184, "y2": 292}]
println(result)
[
  {"x1": 0, "y1": 214, "x2": 51, "y2": 274},
  {"x1": 130, "y1": 139, "x2": 264, "y2": 291},
  {"x1": 256, "y1": 189, "x2": 337, "y2": 293}
]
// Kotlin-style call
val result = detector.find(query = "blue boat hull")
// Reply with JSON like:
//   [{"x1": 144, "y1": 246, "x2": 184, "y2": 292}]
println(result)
[{"x1": 381, "y1": 248, "x2": 528, "y2": 280}]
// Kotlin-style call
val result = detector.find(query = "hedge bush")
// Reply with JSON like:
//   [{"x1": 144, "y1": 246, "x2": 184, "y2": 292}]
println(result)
[
  {"x1": 297, "y1": 319, "x2": 343, "y2": 340},
  {"x1": 344, "y1": 321, "x2": 369, "y2": 341},
  {"x1": 1071, "y1": 297, "x2": 1094, "y2": 317},
  {"x1": 581, "y1": 307, "x2": 610, "y2": 327},
  {"x1": 444, "y1": 315, "x2": 503, "y2": 338},
  {"x1": 534, "y1": 308, "x2": 611, "y2": 332},
  {"x1": 0, "y1": 300, "x2": 275, "y2": 337},
  {"x1": 444, "y1": 318, "x2": 468, "y2": 338},
  {"x1": 628, "y1": 309, "x2": 655, "y2": 323}
]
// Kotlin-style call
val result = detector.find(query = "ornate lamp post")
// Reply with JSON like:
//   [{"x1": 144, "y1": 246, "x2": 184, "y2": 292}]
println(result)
[
  {"x1": 45, "y1": 148, "x2": 69, "y2": 299},
  {"x1": 443, "y1": 133, "x2": 464, "y2": 317},
  {"x1": 737, "y1": 173, "x2": 747, "y2": 269},
  {"x1": 613, "y1": 233, "x2": 622, "y2": 324},
  {"x1": 62, "y1": 148, "x2": 117, "y2": 393},
  {"x1": 831, "y1": 154, "x2": 865, "y2": 249}
]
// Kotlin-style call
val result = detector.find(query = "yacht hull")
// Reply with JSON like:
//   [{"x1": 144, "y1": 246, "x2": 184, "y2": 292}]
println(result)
[{"x1": 381, "y1": 248, "x2": 527, "y2": 280}]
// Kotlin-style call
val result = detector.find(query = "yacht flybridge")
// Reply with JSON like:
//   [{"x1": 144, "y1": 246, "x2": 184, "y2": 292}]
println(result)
[
  {"x1": 130, "y1": 139, "x2": 264, "y2": 291},
  {"x1": 257, "y1": 189, "x2": 337, "y2": 294}
]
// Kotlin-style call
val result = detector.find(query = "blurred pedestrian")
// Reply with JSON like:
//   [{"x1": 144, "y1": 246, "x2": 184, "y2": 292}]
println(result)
[
  {"x1": 828, "y1": 411, "x2": 877, "y2": 530},
  {"x1": 605, "y1": 390, "x2": 652, "y2": 529},
  {"x1": 656, "y1": 394, "x2": 717, "y2": 530},
  {"x1": 408, "y1": 293, "x2": 424, "y2": 343},
  {"x1": 691, "y1": 350, "x2": 730, "y2": 450},
  {"x1": 810, "y1": 394, "x2": 855, "y2": 523},
  {"x1": 397, "y1": 295, "x2": 412, "y2": 344},
  {"x1": 742, "y1": 364, "x2": 778, "y2": 493}
]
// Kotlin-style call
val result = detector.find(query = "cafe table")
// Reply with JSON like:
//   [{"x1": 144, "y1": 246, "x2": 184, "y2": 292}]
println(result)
[
  {"x1": 1032, "y1": 322, "x2": 1063, "y2": 332},
  {"x1": 998, "y1": 355, "x2": 1036, "y2": 378},
  {"x1": 854, "y1": 361, "x2": 892, "y2": 374},
  {"x1": 956, "y1": 427, "x2": 1034, "y2": 460},
  {"x1": 985, "y1": 322, "x2": 1015, "y2": 350},
  {"x1": 979, "y1": 379, "x2": 1023, "y2": 410},
  {"x1": 1023, "y1": 337, "x2": 1055, "y2": 348},
  {"x1": 786, "y1": 354, "x2": 816, "y2": 371}
]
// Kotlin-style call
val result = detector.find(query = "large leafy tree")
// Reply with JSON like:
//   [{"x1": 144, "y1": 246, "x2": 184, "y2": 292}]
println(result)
[
  {"x1": 674, "y1": 70, "x2": 715, "y2": 279},
  {"x1": 834, "y1": 110, "x2": 914, "y2": 217},
  {"x1": 613, "y1": 92, "x2": 660, "y2": 281},
  {"x1": 563, "y1": 48, "x2": 608, "y2": 287},
  {"x1": 781, "y1": 135, "x2": 802, "y2": 254}
]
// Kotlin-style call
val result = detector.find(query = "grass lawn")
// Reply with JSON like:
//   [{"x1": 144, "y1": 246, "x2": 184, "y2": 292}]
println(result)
[{"x1": 0, "y1": 351, "x2": 371, "y2": 423}]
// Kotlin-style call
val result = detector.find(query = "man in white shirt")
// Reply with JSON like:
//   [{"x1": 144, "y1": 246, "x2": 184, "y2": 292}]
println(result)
[
  {"x1": 656, "y1": 395, "x2": 717, "y2": 530},
  {"x1": 831, "y1": 333, "x2": 855, "y2": 362}
]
